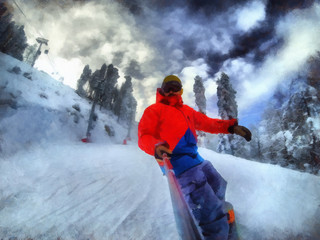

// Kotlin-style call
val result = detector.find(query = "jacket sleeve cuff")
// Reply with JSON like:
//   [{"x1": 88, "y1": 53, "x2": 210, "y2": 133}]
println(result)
[
  {"x1": 227, "y1": 119, "x2": 238, "y2": 133},
  {"x1": 155, "y1": 141, "x2": 168, "y2": 148},
  {"x1": 228, "y1": 125, "x2": 235, "y2": 133}
]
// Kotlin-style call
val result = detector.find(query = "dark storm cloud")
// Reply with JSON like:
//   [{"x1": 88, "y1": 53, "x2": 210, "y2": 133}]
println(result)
[
  {"x1": 266, "y1": 0, "x2": 315, "y2": 18},
  {"x1": 185, "y1": 0, "x2": 315, "y2": 17},
  {"x1": 115, "y1": 0, "x2": 144, "y2": 15},
  {"x1": 227, "y1": 23, "x2": 276, "y2": 62},
  {"x1": 205, "y1": 53, "x2": 229, "y2": 76},
  {"x1": 185, "y1": 0, "x2": 251, "y2": 15}
]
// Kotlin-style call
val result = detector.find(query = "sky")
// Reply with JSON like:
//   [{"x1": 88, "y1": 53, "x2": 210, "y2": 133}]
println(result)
[{"x1": 10, "y1": 0, "x2": 320, "y2": 126}]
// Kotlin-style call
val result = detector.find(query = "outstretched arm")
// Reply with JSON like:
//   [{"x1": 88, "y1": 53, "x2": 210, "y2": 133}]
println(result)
[
  {"x1": 192, "y1": 109, "x2": 237, "y2": 134},
  {"x1": 192, "y1": 108, "x2": 251, "y2": 141}
]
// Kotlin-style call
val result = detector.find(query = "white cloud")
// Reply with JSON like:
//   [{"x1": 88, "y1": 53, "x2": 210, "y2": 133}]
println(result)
[
  {"x1": 207, "y1": 33, "x2": 234, "y2": 55},
  {"x1": 14, "y1": 1, "x2": 155, "y2": 85},
  {"x1": 234, "y1": 0, "x2": 266, "y2": 32},
  {"x1": 230, "y1": 3, "x2": 320, "y2": 112}
]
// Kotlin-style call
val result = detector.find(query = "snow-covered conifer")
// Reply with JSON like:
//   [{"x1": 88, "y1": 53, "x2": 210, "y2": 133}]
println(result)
[
  {"x1": 216, "y1": 72, "x2": 238, "y2": 155},
  {"x1": 259, "y1": 72, "x2": 320, "y2": 174},
  {"x1": 0, "y1": 19, "x2": 27, "y2": 61},
  {"x1": 87, "y1": 70, "x2": 100, "y2": 99},
  {"x1": 193, "y1": 75, "x2": 206, "y2": 114},
  {"x1": 8, "y1": 25, "x2": 27, "y2": 61},
  {"x1": 307, "y1": 52, "x2": 320, "y2": 101},
  {"x1": 259, "y1": 106, "x2": 289, "y2": 166},
  {"x1": 0, "y1": 2, "x2": 27, "y2": 61},
  {"x1": 216, "y1": 72, "x2": 238, "y2": 119},
  {"x1": 76, "y1": 65, "x2": 92, "y2": 98},
  {"x1": 117, "y1": 76, "x2": 137, "y2": 133},
  {"x1": 96, "y1": 63, "x2": 107, "y2": 103},
  {"x1": 193, "y1": 75, "x2": 207, "y2": 146},
  {"x1": 282, "y1": 83, "x2": 320, "y2": 173},
  {"x1": 248, "y1": 126, "x2": 262, "y2": 161},
  {"x1": 100, "y1": 64, "x2": 119, "y2": 110},
  {"x1": 23, "y1": 44, "x2": 37, "y2": 65},
  {"x1": 85, "y1": 64, "x2": 108, "y2": 138}
]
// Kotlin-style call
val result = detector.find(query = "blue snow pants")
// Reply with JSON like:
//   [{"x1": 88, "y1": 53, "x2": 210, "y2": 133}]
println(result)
[{"x1": 177, "y1": 160, "x2": 229, "y2": 240}]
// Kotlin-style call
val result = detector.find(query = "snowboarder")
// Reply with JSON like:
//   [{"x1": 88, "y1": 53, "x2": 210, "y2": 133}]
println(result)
[{"x1": 138, "y1": 75, "x2": 251, "y2": 240}]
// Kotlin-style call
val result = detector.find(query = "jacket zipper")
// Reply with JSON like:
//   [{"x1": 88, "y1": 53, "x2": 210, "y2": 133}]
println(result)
[{"x1": 176, "y1": 106, "x2": 191, "y2": 129}]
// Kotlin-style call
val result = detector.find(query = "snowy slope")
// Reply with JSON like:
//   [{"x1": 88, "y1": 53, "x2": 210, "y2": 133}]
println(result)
[
  {"x1": 0, "y1": 144, "x2": 319, "y2": 240},
  {"x1": 0, "y1": 144, "x2": 178, "y2": 240},
  {"x1": 0, "y1": 53, "x2": 130, "y2": 157},
  {"x1": 0, "y1": 53, "x2": 320, "y2": 240}
]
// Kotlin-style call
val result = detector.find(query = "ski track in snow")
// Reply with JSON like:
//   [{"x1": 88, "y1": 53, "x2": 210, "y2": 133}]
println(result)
[{"x1": 0, "y1": 144, "x2": 178, "y2": 240}]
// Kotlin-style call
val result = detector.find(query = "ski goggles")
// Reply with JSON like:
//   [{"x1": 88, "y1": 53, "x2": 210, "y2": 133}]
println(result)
[{"x1": 162, "y1": 81, "x2": 182, "y2": 93}]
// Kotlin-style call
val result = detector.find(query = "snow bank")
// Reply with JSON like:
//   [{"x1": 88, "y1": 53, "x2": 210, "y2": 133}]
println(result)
[{"x1": 200, "y1": 148, "x2": 320, "y2": 240}]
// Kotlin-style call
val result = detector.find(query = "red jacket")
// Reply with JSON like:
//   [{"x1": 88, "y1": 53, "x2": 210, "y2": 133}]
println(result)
[{"x1": 138, "y1": 89, "x2": 237, "y2": 175}]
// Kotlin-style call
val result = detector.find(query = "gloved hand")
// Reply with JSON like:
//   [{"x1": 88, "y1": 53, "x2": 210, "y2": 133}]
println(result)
[
  {"x1": 228, "y1": 125, "x2": 252, "y2": 142},
  {"x1": 155, "y1": 144, "x2": 172, "y2": 160}
]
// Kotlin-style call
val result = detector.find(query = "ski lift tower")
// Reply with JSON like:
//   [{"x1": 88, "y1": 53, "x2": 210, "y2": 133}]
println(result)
[{"x1": 31, "y1": 37, "x2": 49, "y2": 67}]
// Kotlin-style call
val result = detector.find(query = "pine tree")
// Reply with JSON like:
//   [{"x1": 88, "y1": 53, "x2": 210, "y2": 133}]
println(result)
[
  {"x1": 282, "y1": 82, "x2": 320, "y2": 173},
  {"x1": 259, "y1": 72, "x2": 320, "y2": 174},
  {"x1": 85, "y1": 64, "x2": 106, "y2": 139},
  {"x1": 259, "y1": 102, "x2": 288, "y2": 166},
  {"x1": 100, "y1": 64, "x2": 119, "y2": 110},
  {"x1": 112, "y1": 87, "x2": 120, "y2": 115},
  {"x1": 96, "y1": 63, "x2": 107, "y2": 104},
  {"x1": 0, "y1": 5, "x2": 27, "y2": 61},
  {"x1": 118, "y1": 76, "x2": 133, "y2": 122},
  {"x1": 0, "y1": 4, "x2": 13, "y2": 48},
  {"x1": 87, "y1": 70, "x2": 100, "y2": 99},
  {"x1": 193, "y1": 75, "x2": 206, "y2": 114},
  {"x1": 117, "y1": 76, "x2": 137, "y2": 136},
  {"x1": 23, "y1": 43, "x2": 38, "y2": 65},
  {"x1": 76, "y1": 65, "x2": 92, "y2": 98},
  {"x1": 127, "y1": 96, "x2": 137, "y2": 139},
  {"x1": 249, "y1": 126, "x2": 262, "y2": 161},
  {"x1": 193, "y1": 75, "x2": 207, "y2": 146},
  {"x1": 216, "y1": 72, "x2": 238, "y2": 155},
  {"x1": 217, "y1": 72, "x2": 238, "y2": 119},
  {"x1": 7, "y1": 25, "x2": 27, "y2": 61},
  {"x1": 307, "y1": 52, "x2": 320, "y2": 101},
  {"x1": 306, "y1": 54, "x2": 320, "y2": 173}
]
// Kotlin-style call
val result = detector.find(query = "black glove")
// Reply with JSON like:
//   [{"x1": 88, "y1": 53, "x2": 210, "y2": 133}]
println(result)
[
  {"x1": 228, "y1": 125, "x2": 252, "y2": 142},
  {"x1": 155, "y1": 144, "x2": 172, "y2": 160}
]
